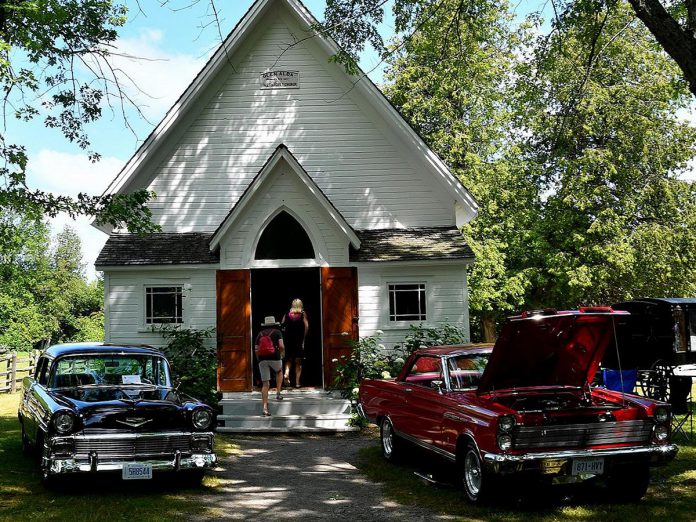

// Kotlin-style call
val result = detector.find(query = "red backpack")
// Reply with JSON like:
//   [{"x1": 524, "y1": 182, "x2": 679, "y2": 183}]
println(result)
[{"x1": 257, "y1": 331, "x2": 277, "y2": 357}]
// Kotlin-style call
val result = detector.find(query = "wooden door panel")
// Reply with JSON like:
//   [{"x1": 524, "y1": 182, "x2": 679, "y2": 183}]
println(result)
[
  {"x1": 217, "y1": 270, "x2": 251, "y2": 392},
  {"x1": 322, "y1": 267, "x2": 359, "y2": 387}
]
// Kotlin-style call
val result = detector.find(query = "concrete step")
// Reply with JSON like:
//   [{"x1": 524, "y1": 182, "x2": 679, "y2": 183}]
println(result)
[
  {"x1": 216, "y1": 413, "x2": 358, "y2": 433},
  {"x1": 219, "y1": 396, "x2": 352, "y2": 417},
  {"x1": 216, "y1": 389, "x2": 357, "y2": 432}
]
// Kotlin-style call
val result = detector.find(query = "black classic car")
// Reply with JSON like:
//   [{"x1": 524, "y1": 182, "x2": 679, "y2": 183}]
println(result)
[{"x1": 18, "y1": 343, "x2": 217, "y2": 485}]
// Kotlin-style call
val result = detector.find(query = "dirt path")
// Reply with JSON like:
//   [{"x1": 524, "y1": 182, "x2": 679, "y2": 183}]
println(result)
[{"x1": 198, "y1": 433, "x2": 443, "y2": 521}]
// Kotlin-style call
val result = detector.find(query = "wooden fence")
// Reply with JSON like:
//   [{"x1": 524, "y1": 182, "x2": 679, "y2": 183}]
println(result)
[{"x1": 0, "y1": 350, "x2": 40, "y2": 393}]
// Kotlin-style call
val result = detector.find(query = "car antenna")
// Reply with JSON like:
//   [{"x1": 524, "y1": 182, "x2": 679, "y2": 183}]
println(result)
[{"x1": 611, "y1": 316, "x2": 627, "y2": 407}]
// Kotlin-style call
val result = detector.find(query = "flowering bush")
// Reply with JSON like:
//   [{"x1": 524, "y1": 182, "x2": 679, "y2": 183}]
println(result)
[
  {"x1": 332, "y1": 332, "x2": 408, "y2": 400},
  {"x1": 402, "y1": 322, "x2": 468, "y2": 354}
]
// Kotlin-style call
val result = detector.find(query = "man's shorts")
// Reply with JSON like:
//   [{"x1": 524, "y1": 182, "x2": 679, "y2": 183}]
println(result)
[{"x1": 258, "y1": 360, "x2": 282, "y2": 381}]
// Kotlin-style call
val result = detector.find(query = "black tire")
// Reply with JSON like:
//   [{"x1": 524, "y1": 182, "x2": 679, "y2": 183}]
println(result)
[
  {"x1": 20, "y1": 421, "x2": 32, "y2": 456},
  {"x1": 461, "y1": 447, "x2": 491, "y2": 503},
  {"x1": 380, "y1": 418, "x2": 402, "y2": 462},
  {"x1": 181, "y1": 470, "x2": 206, "y2": 488},
  {"x1": 606, "y1": 465, "x2": 650, "y2": 502}
]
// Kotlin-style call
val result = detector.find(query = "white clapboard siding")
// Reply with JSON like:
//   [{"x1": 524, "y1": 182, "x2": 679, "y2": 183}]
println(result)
[
  {"x1": 105, "y1": 269, "x2": 217, "y2": 350},
  {"x1": 144, "y1": 7, "x2": 455, "y2": 233},
  {"x1": 357, "y1": 264, "x2": 470, "y2": 350},
  {"x1": 219, "y1": 158, "x2": 350, "y2": 268}
]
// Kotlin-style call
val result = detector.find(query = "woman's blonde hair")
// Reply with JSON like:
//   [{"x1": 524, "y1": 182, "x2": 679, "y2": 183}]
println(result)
[{"x1": 290, "y1": 298, "x2": 303, "y2": 312}]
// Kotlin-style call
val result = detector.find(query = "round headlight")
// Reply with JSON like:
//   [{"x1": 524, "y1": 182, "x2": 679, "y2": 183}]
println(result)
[
  {"x1": 192, "y1": 408, "x2": 213, "y2": 430},
  {"x1": 52, "y1": 412, "x2": 75, "y2": 435},
  {"x1": 654, "y1": 424, "x2": 669, "y2": 442},
  {"x1": 498, "y1": 415, "x2": 515, "y2": 433},
  {"x1": 497, "y1": 434, "x2": 513, "y2": 451},
  {"x1": 654, "y1": 407, "x2": 670, "y2": 425}
]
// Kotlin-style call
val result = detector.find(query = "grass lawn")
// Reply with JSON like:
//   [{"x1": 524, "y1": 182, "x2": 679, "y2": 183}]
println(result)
[
  {"x1": 0, "y1": 393, "x2": 238, "y2": 522},
  {"x1": 356, "y1": 422, "x2": 696, "y2": 521}
]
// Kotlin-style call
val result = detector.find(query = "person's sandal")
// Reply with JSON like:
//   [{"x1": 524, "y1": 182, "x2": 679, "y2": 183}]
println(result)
[
  {"x1": 263, "y1": 410, "x2": 271, "y2": 417},
  {"x1": 276, "y1": 393, "x2": 284, "y2": 400}
]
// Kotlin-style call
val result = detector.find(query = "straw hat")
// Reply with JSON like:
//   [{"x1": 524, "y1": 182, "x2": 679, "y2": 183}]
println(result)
[{"x1": 261, "y1": 316, "x2": 280, "y2": 326}]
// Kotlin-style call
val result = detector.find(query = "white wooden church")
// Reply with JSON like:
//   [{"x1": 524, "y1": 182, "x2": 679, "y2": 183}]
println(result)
[{"x1": 95, "y1": 0, "x2": 477, "y2": 429}]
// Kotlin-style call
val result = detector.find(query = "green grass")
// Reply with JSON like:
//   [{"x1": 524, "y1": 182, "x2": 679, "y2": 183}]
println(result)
[
  {"x1": 0, "y1": 393, "x2": 238, "y2": 522},
  {"x1": 356, "y1": 428, "x2": 696, "y2": 521}
]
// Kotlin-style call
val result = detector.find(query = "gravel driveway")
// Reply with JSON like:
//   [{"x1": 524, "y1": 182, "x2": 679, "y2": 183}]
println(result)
[{"x1": 198, "y1": 432, "x2": 443, "y2": 520}]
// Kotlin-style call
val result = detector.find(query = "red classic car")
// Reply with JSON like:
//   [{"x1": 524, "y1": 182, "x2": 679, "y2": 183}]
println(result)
[{"x1": 358, "y1": 309, "x2": 678, "y2": 503}]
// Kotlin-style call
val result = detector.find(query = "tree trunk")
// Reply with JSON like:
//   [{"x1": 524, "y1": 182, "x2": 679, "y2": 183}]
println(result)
[
  {"x1": 628, "y1": 0, "x2": 696, "y2": 96},
  {"x1": 481, "y1": 313, "x2": 497, "y2": 343}
]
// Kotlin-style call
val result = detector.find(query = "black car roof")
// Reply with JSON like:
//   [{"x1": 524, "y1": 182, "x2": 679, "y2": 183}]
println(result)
[{"x1": 44, "y1": 343, "x2": 163, "y2": 358}]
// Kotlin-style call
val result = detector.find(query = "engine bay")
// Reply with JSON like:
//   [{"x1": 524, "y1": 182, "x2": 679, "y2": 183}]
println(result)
[{"x1": 495, "y1": 391, "x2": 622, "y2": 413}]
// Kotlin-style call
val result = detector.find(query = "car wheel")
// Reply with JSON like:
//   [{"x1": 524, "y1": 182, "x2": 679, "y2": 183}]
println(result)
[
  {"x1": 380, "y1": 418, "x2": 401, "y2": 462},
  {"x1": 461, "y1": 447, "x2": 490, "y2": 503},
  {"x1": 606, "y1": 465, "x2": 650, "y2": 502},
  {"x1": 20, "y1": 421, "x2": 32, "y2": 456}
]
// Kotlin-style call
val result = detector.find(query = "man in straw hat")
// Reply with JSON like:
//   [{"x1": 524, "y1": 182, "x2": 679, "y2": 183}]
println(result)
[{"x1": 255, "y1": 315, "x2": 285, "y2": 416}]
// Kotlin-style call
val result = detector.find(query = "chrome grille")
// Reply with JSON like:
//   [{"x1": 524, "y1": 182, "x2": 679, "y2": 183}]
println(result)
[
  {"x1": 73, "y1": 433, "x2": 191, "y2": 458},
  {"x1": 513, "y1": 420, "x2": 653, "y2": 450}
]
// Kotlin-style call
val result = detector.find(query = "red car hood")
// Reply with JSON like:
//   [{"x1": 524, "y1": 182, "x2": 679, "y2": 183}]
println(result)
[{"x1": 478, "y1": 311, "x2": 625, "y2": 393}]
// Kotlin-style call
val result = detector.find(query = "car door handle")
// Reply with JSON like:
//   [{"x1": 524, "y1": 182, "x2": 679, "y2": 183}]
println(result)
[{"x1": 404, "y1": 388, "x2": 413, "y2": 393}]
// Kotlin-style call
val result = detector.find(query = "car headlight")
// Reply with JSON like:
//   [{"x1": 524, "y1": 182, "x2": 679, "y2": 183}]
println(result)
[
  {"x1": 52, "y1": 412, "x2": 75, "y2": 435},
  {"x1": 654, "y1": 406, "x2": 670, "y2": 425},
  {"x1": 497, "y1": 434, "x2": 513, "y2": 451},
  {"x1": 192, "y1": 408, "x2": 213, "y2": 430},
  {"x1": 498, "y1": 415, "x2": 515, "y2": 433},
  {"x1": 654, "y1": 424, "x2": 669, "y2": 442}
]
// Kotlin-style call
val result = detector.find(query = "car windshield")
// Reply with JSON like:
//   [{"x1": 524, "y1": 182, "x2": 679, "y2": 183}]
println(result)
[
  {"x1": 447, "y1": 353, "x2": 490, "y2": 391},
  {"x1": 49, "y1": 354, "x2": 171, "y2": 388}
]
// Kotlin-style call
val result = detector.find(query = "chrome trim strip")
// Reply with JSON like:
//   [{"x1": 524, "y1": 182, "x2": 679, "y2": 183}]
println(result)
[
  {"x1": 72, "y1": 431, "x2": 211, "y2": 441},
  {"x1": 482, "y1": 444, "x2": 678, "y2": 464},
  {"x1": 394, "y1": 429, "x2": 457, "y2": 462},
  {"x1": 46, "y1": 453, "x2": 217, "y2": 476}
]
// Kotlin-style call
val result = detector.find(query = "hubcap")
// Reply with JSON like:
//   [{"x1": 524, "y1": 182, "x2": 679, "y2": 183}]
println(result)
[
  {"x1": 382, "y1": 421, "x2": 393, "y2": 456},
  {"x1": 464, "y1": 451, "x2": 482, "y2": 496}
]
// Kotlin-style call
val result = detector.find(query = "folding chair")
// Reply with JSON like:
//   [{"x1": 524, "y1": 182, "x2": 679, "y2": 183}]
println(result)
[
  {"x1": 602, "y1": 369, "x2": 638, "y2": 394},
  {"x1": 671, "y1": 386, "x2": 693, "y2": 442}
]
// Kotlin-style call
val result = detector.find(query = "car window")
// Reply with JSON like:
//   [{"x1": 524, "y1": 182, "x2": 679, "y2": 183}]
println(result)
[
  {"x1": 49, "y1": 354, "x2": 171, "y2": 388},
  {"x1": 35, "y1": 357, "x2": 49, "y2": 385},
  {"x1": 403, "y1": 356, "x2": 443, "y2": 388},
  {"x1": 447, "y1": 354, "x2": 489, "y2": 390}
]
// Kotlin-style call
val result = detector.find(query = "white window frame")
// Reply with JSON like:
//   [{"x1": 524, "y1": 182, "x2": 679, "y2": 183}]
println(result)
[
  {"x1": 141, "y1": 283, "x2": 190, "y2": 329},
  {"x1": 388, "y1": 282, "x2": 427, "y2": 323}
]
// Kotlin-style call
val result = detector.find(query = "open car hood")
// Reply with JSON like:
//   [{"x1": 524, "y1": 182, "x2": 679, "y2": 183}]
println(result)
[{"x1": 478, "y1": 311, "x2": 626, "y2": 393}]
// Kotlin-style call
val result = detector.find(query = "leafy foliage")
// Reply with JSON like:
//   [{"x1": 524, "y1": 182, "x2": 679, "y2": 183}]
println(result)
[
  {"x1": 401, "y1": 322, "x2": 469, "y2": 352},
  {"x1": 0, "y1": 1, "x2": 157, "y2": 232},
  {"x1": 0, "y1": 210, "x2": 103, "y2": 351},
  {"x1": 157, "y1": 326, "x2": 217, "y2": 406}
]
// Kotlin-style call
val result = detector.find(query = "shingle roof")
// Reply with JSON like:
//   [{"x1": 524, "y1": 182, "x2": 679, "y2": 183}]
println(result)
[
  {"x1": 95, "y1": 233, "x2": 219, "y2": 267},
  {"x1": 95, "y1": 227, "x2": 474, "y2": 266},
  {"x1": 350, "y1": 227, "x2": 474, "y2": 262}
]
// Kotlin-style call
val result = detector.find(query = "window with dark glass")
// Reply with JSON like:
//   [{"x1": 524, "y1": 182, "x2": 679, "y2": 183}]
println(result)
[
  {"x1": 145, "y1": 286, "x2": 183, "y2": 324},
  {"x1": 255, "y1": 211, "x2": 315, "y2": 259},
  {"x1": 388, "y1": 283, "x2": 426, "y2": 321}
]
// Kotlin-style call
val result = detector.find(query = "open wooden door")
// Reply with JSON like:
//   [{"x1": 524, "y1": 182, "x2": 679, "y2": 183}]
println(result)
[
  {"x1": 321, "y1": 267, "x2": 359, "y2": 387},
  {"x1": 217, "y1": 270, "x2": 251, "y2": 392}
]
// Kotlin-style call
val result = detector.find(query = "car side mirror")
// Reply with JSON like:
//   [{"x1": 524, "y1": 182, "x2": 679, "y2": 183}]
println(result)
[{"x1": 431, "y1": 380, "x2": 445, "y2": 393}]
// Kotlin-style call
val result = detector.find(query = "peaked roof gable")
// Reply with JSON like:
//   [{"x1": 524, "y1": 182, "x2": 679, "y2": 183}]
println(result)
[
  {"x1": 209, "y1": 144, "x2": 361, "y2": 251},
  {"x1": 99, "y1": 0, "x2": 478, "y2": 229}
]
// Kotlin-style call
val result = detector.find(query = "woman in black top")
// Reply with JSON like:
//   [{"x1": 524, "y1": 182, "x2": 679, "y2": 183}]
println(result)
[{"x1": 282, "y1": 298, "x2": 308, "y2": 388}]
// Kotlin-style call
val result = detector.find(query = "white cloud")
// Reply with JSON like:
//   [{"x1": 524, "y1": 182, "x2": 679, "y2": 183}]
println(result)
[
  {"x1": 108, "y1": 28, "x2": 208, "y2": 120},
  {"x1": 26, "y1": 150, "x2": 125, "y2": 280}
]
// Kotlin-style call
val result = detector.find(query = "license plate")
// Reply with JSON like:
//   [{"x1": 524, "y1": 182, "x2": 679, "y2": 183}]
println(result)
[
  {"x1": 571, "y1": 457, "x2": 604, "y2": 475},
  {"x1": 122, "y1": 463, "x2": 153, "y2": 480}
]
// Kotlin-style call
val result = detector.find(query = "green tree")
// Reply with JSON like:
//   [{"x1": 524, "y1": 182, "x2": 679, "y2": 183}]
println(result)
[
  {"x1": 521, "y1": 1, "x2": 696, "y2": 308},
  {"x1": 0, "y1": 0, "x2": 157, "y2": 235}
]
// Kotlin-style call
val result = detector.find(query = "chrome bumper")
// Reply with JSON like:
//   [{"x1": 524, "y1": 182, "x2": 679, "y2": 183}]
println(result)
[
  {"x1": 44, "y1": 431, "x2": 217, "y2": 477},
  {"x1": 482, "y1": 444, "x2": 678, "y2": 474}
]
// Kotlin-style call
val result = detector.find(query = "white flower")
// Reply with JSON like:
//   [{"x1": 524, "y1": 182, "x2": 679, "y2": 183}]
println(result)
[
  {"x1": 352, "y1": 387, "x2": 360, "y2": 396},
  {"x1": 378, "y1": 344, "x2": 386, "y2": 350},
  {"x1": 419, "y1": 344, "x2": 427, "y2": 349},
  {"x1": 395, "y1": 357, "x2": 405, "y2": 364},
  {"x1": 381, "y1": 371, "x2": 391, "y2": 379},
  {"x1": 331, "y1": 358, "x2": 338, "y2": 363},
  {"x1": 375, "y1": 329, "x2": 384, "y2": 335}
]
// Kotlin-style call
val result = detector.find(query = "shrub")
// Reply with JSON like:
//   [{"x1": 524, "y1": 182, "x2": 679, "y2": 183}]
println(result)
[
  {"x1": 402, "y1": 322, "x2": 468, "y2": 354},
  {"x1": 156, "y1": 326, "x2": 217, "y2": 406}
]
